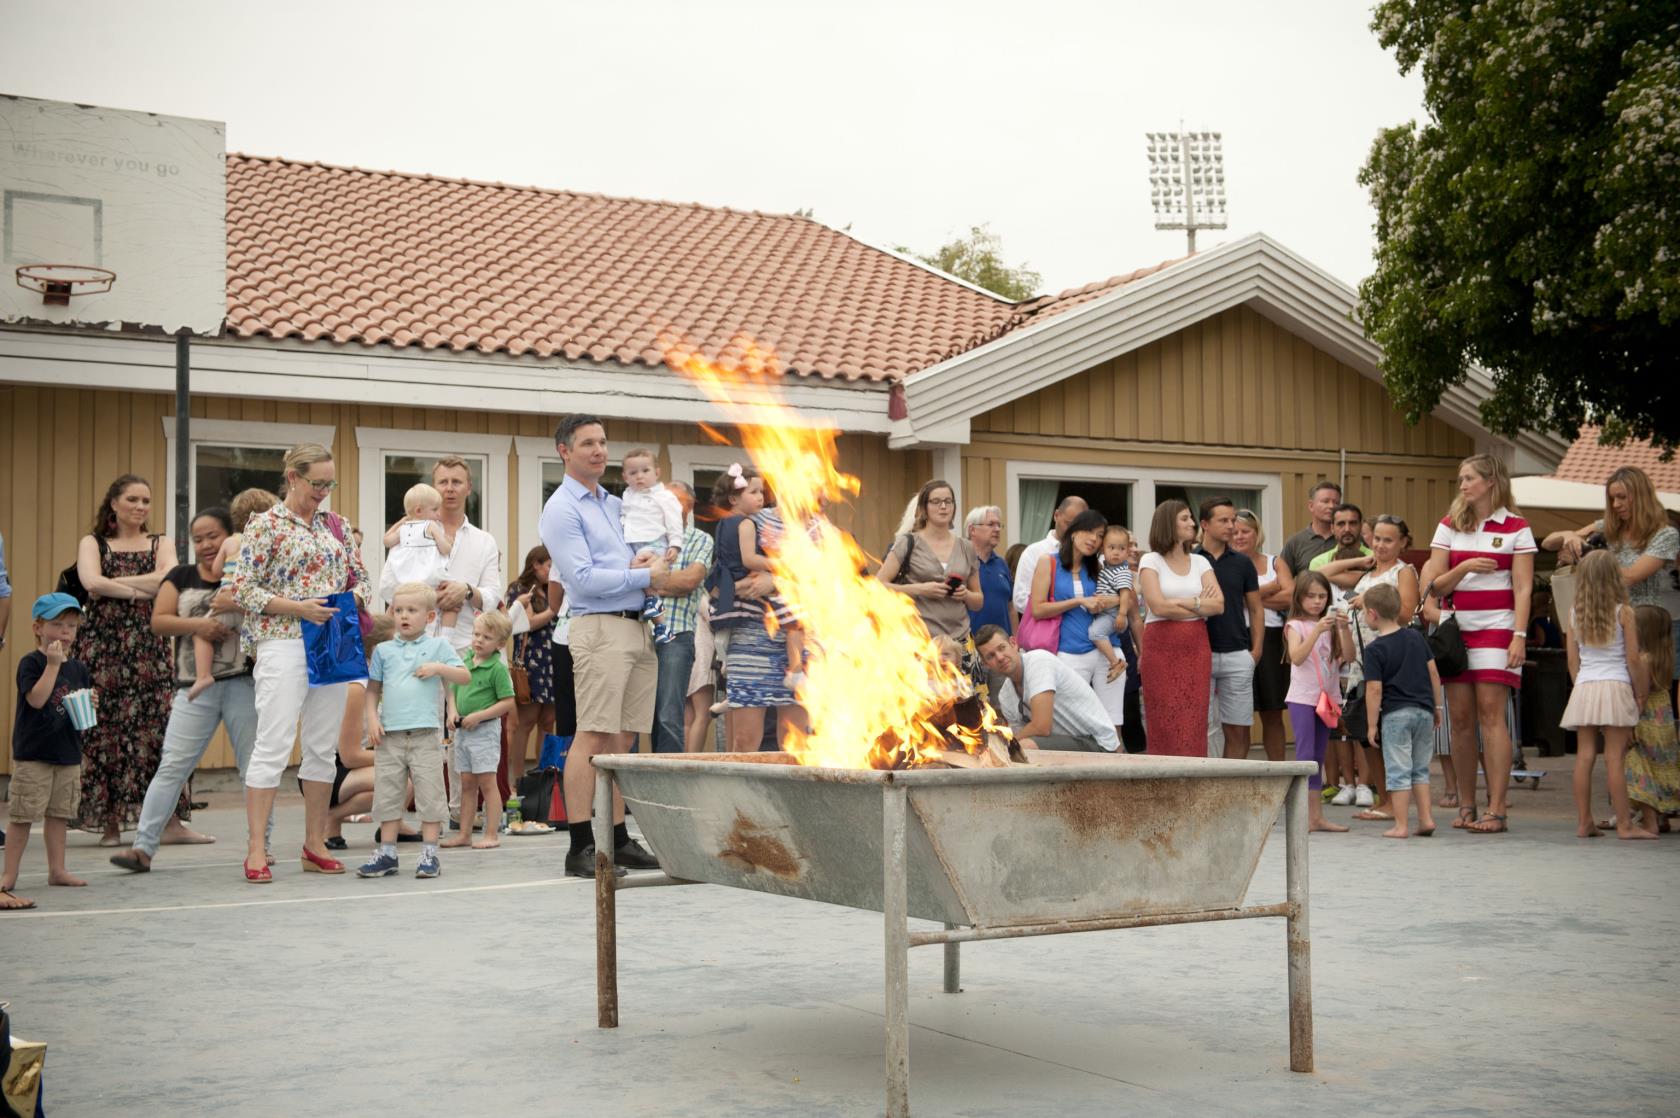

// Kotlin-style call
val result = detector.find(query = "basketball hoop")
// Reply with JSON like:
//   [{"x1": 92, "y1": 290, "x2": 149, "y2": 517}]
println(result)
[{"x1": 16, "y1": 264, "x2": 117, "y2": 306}]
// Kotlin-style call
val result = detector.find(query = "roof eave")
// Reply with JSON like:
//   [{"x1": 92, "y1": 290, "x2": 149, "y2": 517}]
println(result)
[{"x1": 898, "y1": 232, "x2": 1570, "y2": 470}]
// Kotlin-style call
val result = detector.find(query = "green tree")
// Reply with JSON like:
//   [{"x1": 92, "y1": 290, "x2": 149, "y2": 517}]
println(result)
[
  {"x1": 1358, "y1": 2, "x2": 1679, "y2": 450},
  {"x1": 901, "y1": 224, "x2": 1042, "y2": 301}
]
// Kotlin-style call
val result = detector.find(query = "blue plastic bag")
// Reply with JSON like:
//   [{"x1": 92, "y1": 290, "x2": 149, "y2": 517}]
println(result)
[
  {"x1": 537, "y1": 733, "x2": 571, "y2": 771},
  {"x1": 301, "y1": 590, "x2": 369, "y2": 687}
]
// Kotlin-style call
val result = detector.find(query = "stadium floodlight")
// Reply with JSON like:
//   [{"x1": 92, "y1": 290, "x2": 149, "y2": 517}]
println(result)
[{"x1": 1146, "y1": 129, "x2": 1228, "y2": 254}]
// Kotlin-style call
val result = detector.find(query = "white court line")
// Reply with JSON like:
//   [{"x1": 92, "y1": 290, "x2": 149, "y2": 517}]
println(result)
[
  {"x1": 11, "y1": 838, "x2": 563, "y2": 882},
  {"x1": 4, "y1": 875, "x2": 590, "y2": 920}
]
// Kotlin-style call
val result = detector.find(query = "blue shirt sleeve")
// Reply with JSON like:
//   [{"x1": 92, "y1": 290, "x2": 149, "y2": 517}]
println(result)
[
  {"x1": 545, "y1": 491, "x2": 652, "y2": 602},
  {"x1": 368, "y1": 644, "x2": 386, "y2": 682},
  {"x1": 435, "y1": 638, "x2": 464, "y2": 667}
]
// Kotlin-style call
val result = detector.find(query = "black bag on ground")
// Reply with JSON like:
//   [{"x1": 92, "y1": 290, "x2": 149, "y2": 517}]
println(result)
[{"x1": 517, "y1": 769, "x2": 567, "y2": 826}]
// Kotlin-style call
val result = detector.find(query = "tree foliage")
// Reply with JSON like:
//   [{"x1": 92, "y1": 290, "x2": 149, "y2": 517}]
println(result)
[
  {"x1": 1359, "y1": 2, "x2": 1679, "y2": 450},
  {"x1": 902, "y1": 224, "x2": 1043, "y2": 301}
]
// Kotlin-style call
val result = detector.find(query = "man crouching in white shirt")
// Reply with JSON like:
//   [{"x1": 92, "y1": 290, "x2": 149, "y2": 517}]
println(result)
[{"x1": 976, "y1": 625, "x2": 1119, "y2": 752}]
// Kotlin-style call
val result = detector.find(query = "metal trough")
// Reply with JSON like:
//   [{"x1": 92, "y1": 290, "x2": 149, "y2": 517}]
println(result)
[{"x1": 591, "y1": 752, "x2": 1318, "y2": 1117}]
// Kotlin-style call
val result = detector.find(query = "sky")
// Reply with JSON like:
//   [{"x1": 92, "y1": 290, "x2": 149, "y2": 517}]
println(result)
[{"x1": 2, "y1": 0, "x2": 1425, "y2": 297}]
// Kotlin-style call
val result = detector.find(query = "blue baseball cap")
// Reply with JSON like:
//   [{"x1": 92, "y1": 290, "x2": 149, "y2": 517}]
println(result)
[{"x1": 32, "y1": 592, "x2": 83, "y2": 621}]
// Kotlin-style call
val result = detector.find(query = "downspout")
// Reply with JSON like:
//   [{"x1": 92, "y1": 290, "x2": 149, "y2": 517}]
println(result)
[
  {"x1": 1338, "y1": 447, "x2": 1346, "y2": 496},
  {"x1": 175, "y1": 330, "x2": 191, "y2": 565}
]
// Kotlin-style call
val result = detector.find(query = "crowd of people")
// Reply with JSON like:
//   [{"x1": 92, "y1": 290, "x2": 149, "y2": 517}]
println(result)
[{"x1": 3, "y1": 425, "x2": 1678, "y2": 909}]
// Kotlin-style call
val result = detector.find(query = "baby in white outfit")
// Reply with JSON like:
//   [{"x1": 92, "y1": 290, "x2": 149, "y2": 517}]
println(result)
[{"x1": 618, "y1": 449, "x2": 684, "y2": 644}]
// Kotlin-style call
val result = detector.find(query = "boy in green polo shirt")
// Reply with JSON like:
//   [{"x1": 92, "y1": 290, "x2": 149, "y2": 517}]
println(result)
[{"x1": 443, "y1": 609, "x2": 516, "y2": 849}]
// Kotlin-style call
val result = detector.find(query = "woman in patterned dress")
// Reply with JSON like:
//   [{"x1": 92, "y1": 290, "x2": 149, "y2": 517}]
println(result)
[
  {"x1": 72, "y1": 475, "x2": 181, "y2": 846},
  {"x1": 1425, "y1": 455, "x2": 1536, "y2": 834},
  {"x1": 505, "y1": 545, "x2": 557, "y2": 786},
  {"x1": 233, "y1": 444, "x2": 369, "y2": 883}
]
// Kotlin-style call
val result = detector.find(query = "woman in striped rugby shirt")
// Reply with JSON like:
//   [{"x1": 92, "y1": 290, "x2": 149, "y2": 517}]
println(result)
[{"x1": 1424, "y1": 454, "x2": 1536, "y2": 834}]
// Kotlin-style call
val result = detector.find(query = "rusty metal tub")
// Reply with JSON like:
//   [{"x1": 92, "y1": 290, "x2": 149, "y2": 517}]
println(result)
[{"x1": 590, "y1": 752, "x2": 1318, "y2": 1116}]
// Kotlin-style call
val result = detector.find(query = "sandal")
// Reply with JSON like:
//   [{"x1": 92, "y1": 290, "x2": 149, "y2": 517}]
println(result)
[
  {"x1": 1468, "y1": 813, "x2": 1508, "y2": 834},
  {"x1": 109, "y1": 850, "x2": 152, "y2": 873},
  {"x1": 1452, "y1": 805, "x2": 1478, "y2": 830},
  {"x1": 0, "y1": 889, "x2": 36, "y2": 911}
]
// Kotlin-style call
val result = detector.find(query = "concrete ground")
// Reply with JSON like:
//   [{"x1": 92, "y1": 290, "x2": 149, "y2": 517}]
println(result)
[{"x1": 3, "y1": 758, "x2": 1676, "y2": 1118}]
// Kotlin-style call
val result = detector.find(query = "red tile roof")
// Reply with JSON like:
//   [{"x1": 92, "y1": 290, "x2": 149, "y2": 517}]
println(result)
[
  {"x1": 1550, "y1": 427, "x2": 1680, "y2": 493},
  {"x1": 224, "y1": 155, "x2": 1176, "y2": 382}
]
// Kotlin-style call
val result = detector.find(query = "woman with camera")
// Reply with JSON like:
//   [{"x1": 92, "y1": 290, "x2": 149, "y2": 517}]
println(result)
[
  {"x1": 877, "y1": 479, "x2": 984, "y2": 643},
  {"x1": 1543, "y1": 466, "x2": 1678, "y2": 608}
]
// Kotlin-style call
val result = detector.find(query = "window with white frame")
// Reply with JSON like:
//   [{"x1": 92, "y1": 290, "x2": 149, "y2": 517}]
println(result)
[
  {"x1": 666, "y1": 443, "x2": 748, "y2": 536},
  {"x1": 161, "y1": 418, "x2": 336, "y2": 538},
  {"x1": 356, "y1": 428, "x2": 510, "y2": 590},
  {"x1": 513, "y1": 436, "x2": 627, "y2": 570},
  {"x1": 1005, "y1": 461, "x2": 1282, "y2": 553}
]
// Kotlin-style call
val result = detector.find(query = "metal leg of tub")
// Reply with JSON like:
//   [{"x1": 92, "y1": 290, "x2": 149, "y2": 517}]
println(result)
[
  {"x1": 942, "y1": 926, "x2": 961, "y2": 994},
  {"x1": 1284, "y1": 773, "x2": 1313, "y2": 1072},
  {"x1": 883, "y1": 781, "x2": 911, "y2": 1118},
  {"x1": 594, "y1": 767, "x2": 619, "y2": 1030}
]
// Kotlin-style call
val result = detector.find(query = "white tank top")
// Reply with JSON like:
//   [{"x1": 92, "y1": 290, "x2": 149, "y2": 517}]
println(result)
[
  {"x1": 1257, "y1": 552, "x2": 1283, "y2": 628},
  {"x1": 1574, "y1": 607, "x2": 1631, "y2": 685}
]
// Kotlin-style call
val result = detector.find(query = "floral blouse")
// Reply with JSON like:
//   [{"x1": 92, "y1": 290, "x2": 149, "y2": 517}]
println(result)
[{"x1": 233, "y1": 502, "x2": 369, "y2": 653}]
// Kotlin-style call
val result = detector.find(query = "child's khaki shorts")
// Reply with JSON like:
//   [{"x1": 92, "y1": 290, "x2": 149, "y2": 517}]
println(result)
[
  {"x1": 372, "y1": 728, "x2": 447, "y2": 824},
  {"x1": 8, "y1": 761, "x2": 82, "y2": 823}
]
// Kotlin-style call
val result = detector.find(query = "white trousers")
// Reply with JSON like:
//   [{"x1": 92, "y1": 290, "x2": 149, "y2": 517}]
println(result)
[{"x1": 247, "y1": 638, "x2": 349, "y2": 789}]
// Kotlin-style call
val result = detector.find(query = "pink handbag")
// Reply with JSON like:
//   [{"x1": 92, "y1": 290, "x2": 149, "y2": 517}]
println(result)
[
  {"x1": 1306, "y1": 623, "x2": 1342, "y2": 728},
  {"x1": 1016, "y1": 558, "x2": 1062, "y2": 653}
]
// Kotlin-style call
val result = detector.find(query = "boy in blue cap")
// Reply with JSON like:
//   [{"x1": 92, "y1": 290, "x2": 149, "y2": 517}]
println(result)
[{"x1": 2, "y1": 593, "x2": 94, "y2": 910}]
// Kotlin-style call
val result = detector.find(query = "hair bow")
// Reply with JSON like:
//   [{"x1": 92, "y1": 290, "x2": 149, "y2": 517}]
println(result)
[{"x1": 726, "y1": 462, "x2": 748, "y2": 490}]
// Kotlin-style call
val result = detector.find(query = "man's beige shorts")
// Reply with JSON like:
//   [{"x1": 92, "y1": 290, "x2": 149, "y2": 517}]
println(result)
[
  {"x1": 372, "y1": 728, "x2": 448, "y2": 824},
  {"x1": 8, "y1": 761, "x2": 81, "y2": 823},
  {"x1": 570, "y1": 613, "x2": 656, "y2": 734}
]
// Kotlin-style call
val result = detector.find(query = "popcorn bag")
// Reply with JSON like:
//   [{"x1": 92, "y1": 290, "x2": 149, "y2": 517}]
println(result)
[{"x1": 63, "y1": 688, "x2": 97, "y2": 732}]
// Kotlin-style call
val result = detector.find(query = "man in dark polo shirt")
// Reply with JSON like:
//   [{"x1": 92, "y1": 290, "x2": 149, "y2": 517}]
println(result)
[
  {"x1": 1278, "y1": 480, "x2": 1343, "y2": 580},
  {"x1": 1196, "y1": 497, "x2": 1262, "y2": 759}
]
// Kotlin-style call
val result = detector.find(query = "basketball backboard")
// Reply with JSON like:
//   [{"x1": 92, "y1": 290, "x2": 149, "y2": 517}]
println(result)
[{"x1": 0, "y1": 94, "x2": 225, "y2": 335}]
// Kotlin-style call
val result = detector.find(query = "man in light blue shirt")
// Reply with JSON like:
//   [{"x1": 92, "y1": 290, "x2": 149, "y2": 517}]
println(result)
[{"x1": 538, "y1": 414, "x2": 670, "y2": 878}]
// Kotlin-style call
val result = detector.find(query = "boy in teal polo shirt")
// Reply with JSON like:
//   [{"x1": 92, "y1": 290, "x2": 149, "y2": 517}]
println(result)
[
  {"x1": 359, "y1": 583, "x2": 469, "y2": 879},
  {"x1": 443, "y1": 610, "x2": 516, "y2": 849}
]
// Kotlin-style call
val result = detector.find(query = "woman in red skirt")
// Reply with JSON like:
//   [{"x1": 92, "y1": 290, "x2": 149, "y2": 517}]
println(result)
[{"x1": 1137, "y1": 500, "x2": 1223, "y2": 756}]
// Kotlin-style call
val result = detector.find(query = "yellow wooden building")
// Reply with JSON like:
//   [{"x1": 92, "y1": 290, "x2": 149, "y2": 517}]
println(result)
[{"x1": 0, "y1": 137, "x2": 1568, "y2": 778}]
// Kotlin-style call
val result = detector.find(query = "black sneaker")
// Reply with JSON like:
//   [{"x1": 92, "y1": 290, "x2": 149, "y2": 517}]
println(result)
[
  {"x1": 324, "y1": 836, "x2": 347, "y2": 851},
  {"x1": 564, "y1": 846, "x2": 626, "y2": 879},
  {"x1": 614, "y1": 838, "x2": 660, "y2": 870}
]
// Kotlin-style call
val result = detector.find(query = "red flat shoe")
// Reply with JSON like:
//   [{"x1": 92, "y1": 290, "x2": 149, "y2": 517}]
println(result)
[
  {"x1": 244, "y1": 860, "x2": 273, "y2": 884},
  {"x1": 300, "y1": 846, "x2": 345, "y2": 874}
]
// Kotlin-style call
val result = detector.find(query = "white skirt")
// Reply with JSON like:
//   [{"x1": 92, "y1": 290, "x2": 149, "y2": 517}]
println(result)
[{"x1": 1559, "y1": 680, "x2": 1640, "y2": 730}]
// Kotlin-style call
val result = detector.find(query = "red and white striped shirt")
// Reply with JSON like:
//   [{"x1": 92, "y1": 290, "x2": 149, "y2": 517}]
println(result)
[{"x1": 1430, "y1": 508, "x2": 1536, "y2": 688}]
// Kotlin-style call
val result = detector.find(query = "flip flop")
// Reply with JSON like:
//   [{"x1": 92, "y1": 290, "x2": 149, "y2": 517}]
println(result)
[
  {"x1": 1468, "y1": 813, "x2": 1508, "y2": 834},
  {"x1": 1452, "y1": 806, "x2": 1478, "y2": 830},
  {"x1": 109, "y1": 851, "x2": 151, "y2": 873},
  {"x1": 0, "y1": 889, "x2": 36, "y2": 911},
  {"x1": 1352, "y1": 809, "x2": 1394, "y2": 821}
]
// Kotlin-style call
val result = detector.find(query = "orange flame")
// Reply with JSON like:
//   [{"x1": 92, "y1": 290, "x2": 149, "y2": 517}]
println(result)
[{"x1": 665, "y1": 336, "x2": 1010, "y2": 769}]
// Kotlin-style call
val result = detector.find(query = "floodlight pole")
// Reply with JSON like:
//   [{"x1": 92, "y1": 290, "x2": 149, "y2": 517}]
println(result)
[
  {"x1": 1180, "y1": 131, "x2": 1197, "y2": 256},
  {"x1": 175, "y1": 330, "x2": 191, "y2": 565}
]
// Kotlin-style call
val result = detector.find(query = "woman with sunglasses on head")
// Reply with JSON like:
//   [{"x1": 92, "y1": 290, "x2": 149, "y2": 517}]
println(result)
[{"x1": 231, "y1": 443, "x2": 369, "y2": 882}]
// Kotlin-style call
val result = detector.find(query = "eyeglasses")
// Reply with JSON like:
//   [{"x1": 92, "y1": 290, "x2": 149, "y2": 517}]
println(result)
[
  {"x1": 301, "y1": 477, "x2": 337, "y2": 492},
  {"x1": 926, "y1": 497, "x2": 955, "y2": 507}
]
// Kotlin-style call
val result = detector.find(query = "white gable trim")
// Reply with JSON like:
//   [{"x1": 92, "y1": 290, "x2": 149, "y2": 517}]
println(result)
[{"x1": 898, "y1": 233, "x2": 1569, "y2": 469}]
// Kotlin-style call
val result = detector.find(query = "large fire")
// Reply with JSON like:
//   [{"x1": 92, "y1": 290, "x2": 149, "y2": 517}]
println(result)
[{"x1": 664, "y1": 337, "x2": 1012, "y2": 770}]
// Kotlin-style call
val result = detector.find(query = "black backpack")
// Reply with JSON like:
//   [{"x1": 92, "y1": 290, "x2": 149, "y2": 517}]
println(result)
[{"x1": 55, "y1": 537, "x2": 109, "y2": 607}]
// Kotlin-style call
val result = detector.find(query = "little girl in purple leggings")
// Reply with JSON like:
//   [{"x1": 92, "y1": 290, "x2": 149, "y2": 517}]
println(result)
[{"x1": 1284, "y1": 571, "x2": 1354, "y2": 833}]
